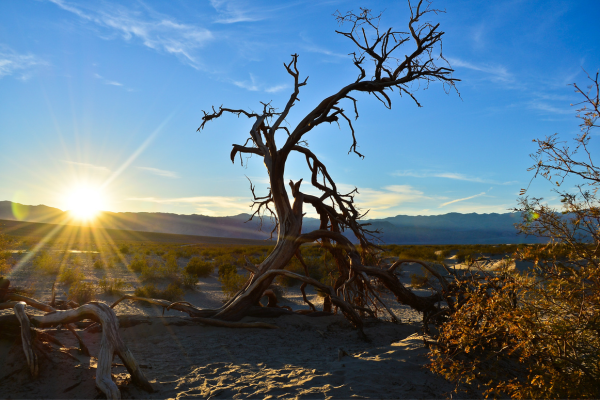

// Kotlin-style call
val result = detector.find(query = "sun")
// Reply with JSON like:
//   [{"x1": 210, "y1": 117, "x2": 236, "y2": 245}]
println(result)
[{"x1": 65, "y1": 186, "x2": 106, "y2": 221}]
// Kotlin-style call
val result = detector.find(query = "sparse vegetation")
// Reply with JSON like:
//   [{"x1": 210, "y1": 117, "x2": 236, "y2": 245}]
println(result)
[
  {"x1": 185, "y1": 256, "x2": 213, "y2": 277},
  {"x1": 98, "y1": 277, "x2": 128, "y2": 295},
  {"x1": 409, "y1": 271, "x2": 430, "y2": 288},
  {"x1": 129, "y1": 256, "x2": 148, "y2": 273},
  {"x1": 134, "y1": 283, "x2": 184, "y2": 302},
  {"x1": 163, "y1": 254, "x2": 179, "y2": 276},
  {"x1": 59, "y1": 267, "x2": 85, "y2": 286},
  {"x1": 218, "y1": 264, "x2": 247, "y2": 299},
  {"x1": 33, "y1": 250, "x2": 60, "y2": 274},
  {"x1": 67, "y1": 281, "x2": 95, "y2": 305},
  {"x1": 0, "y1": 234, "x2": 14, "y2": 275},
  {"x1": 181, "y1": 273, "x2": 198, "y2": 290},
  {"x1": 429, "y1": 72, "x2": 600, "y2": 398}
]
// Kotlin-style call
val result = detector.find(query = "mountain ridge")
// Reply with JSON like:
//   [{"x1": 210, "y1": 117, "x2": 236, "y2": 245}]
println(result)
[{"x1": 0, "y1": 200, "x2": 539, "y2": 244}]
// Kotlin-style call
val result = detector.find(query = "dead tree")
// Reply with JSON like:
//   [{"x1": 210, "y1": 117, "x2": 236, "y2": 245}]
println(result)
[
  {"x1": 195, "y1": 2, "x2": 459, "y2": 323},
  {"x1": 0, "y1": 4, "x2": 462, "y2": 395}
]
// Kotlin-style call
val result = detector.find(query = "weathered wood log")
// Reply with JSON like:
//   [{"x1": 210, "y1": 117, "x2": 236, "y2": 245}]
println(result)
[
  {"x1": 8, "y1": 294, "x2": 90, "y2": 355},
  {"x1": 14, "y1": 302, "x2": 38, "y2": 378},
  {"x1": 12, "y1": 301, "x2": 153, "y2": 399},
  {"x1": 111, "y1": 295, "x2": 278, "y2": 329}
]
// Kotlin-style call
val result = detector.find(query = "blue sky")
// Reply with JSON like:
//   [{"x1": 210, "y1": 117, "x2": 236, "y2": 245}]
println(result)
[{"x1": 1, "y1": 0, "x2": 599, "y2": 218}]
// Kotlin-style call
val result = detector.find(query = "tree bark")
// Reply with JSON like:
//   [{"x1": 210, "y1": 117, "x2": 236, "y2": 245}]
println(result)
[{"x1": 11, "y1": 301, "x2": 153, "y2": 400}]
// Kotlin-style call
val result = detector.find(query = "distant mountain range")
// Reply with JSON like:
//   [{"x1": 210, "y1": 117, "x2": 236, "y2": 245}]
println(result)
[{"x1": 0, "y1": 200, "x2": 542, "y2": 244}]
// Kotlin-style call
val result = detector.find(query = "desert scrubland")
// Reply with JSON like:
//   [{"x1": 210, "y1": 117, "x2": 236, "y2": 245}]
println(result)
[{"x1": 1, "y1": 233, "x2": 531, "y2": 399}]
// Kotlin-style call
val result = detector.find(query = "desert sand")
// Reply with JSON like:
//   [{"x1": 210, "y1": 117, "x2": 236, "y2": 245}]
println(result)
[{"x1": 0, "y1": 251, "x2": 495, "y2": 399}]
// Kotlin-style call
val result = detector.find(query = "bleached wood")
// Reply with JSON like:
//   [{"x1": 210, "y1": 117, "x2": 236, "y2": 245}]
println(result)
[
  {"x1": 14, "y1": 302, "x2": 38, "y2": 378},
  {"x1": 12, "y1": 301, "x2": 152, "y2": 399}
]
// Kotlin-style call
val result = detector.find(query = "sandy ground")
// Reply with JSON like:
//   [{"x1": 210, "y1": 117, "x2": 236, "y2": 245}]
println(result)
[
  {"x1": 0, "y1": 250, "x2": 523, "y2": 399},
  {"x1": 1, "y1": 314, "x2": 477, "y2": 399}
]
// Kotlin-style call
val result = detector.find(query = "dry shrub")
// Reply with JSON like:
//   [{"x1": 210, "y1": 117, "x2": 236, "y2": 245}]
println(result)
[
  {"x1": 162, "y1": 254, "x2": 179, "y2": 277},
  {"x1": 129, "y1": 256, "x2": 148, "y2": 273},
  {"x1": 98, "y1": 277, "x2": 128, "y2": 295},
  {"x1": 429, "y1": 73, "x2": 600, "y2": 399},
  {"x1": 0, "y1": 234, "x2": 14, "y2": 275},
  {"x1": 59, "y1": 267, "x2": 85, "y2": 286},
  {"x1": 33, "y1": 250, "x2": 60, "y2": 274},
  {"x1": 181, "y1": 273, "x2": 199, "y2": 290},
  {"x1": 429, "y1": 263, "x2": 600, "y2": 398},
  {"x1": 185, "y1": 257, "x2": 213, "y2": 278},
  {"x1": 68, "y1": 281, "x2": 95, "y2": 305},
  {"x1": 134, "y1": 283, "x2": 184, "y2": 301},
  {"x1": 409, "y1": 272, "x2": 429, "y2": 288},
  {"x1": 218, "y1": 264, "x2": 247, "y2": 299}
]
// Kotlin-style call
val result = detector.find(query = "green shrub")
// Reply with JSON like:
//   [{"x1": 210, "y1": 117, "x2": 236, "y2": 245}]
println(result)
[
  {"x1": 70, "y1": 254, "x2": 83, "y2": 266},
  {"x1": 129, "y1": 256, "x2": 148, "y2": 273},
  {"x1": 141, "y1": 258, "x2": 161, "y2": 280},
  {"x1": 68, "y1": 281, "x2": 95, "y2": 305},
  {"x1": 59, "y1": 267, "x2": 85, "y2": 286},
  {"x1": 93, "y1": 259, "x2": 104, "y2": 269},
  {"x1": 98, "y1": 277, "x2": 127, "y2": 294},
  {"x1": 164, "y1": 254, "x2": 179, "y2": 274},
  {"x1": 454, "y1": 250, "x2": 473, "y2": 264},
  {"x1": 33, "y1": 250, "x2": 60, "y2": 274},
  {"x1": 118, "y1": 244, "x2": 130, "y2": 255},
  {"x1": 181, "y1": 273, "x2": 198, "y2": 290},
  {"x1": 218, "y1": 264, "x2": 247, "y2": 299},
  {"x1": 218, "y1": 263, "x2": 236, "y2": 277},
  {"x1": 134, "y1": 283, "x2": 184, "y2": 301},
  {"x1": 409, "y1": 272, "x2": 429, "y2": 288},
  {"x1": 0, "y1": 235, "x2": 13, "y2": 275},
  {"x1": 185, "y1": 257, "x2": 214, "y2": 278}
]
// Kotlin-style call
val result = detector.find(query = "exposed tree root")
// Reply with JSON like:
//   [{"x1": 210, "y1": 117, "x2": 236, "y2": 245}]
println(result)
[
  {"x1": 110, "y1": 295, "x2": 279, "y2": 329},
  {"x1": 14, "y1": 302, "x2": 38, "y2": 378},
  {"x1": 1, "y1": 283, "x2": 153, "y2": 400}
]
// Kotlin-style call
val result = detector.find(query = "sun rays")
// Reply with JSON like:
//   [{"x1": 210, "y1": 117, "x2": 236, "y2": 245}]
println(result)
[{"x1": 64, "y1": 185, "x2": 106, "y2": 221}]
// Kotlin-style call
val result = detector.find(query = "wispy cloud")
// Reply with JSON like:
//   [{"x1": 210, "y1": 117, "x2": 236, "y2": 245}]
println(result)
[
  {"x1": 528, "y1": 101, "x2": 573, "y2": 115},
  {"x1": 326, "y1": 184, "x2": 436, "y2": 218},
  {"x1": 393, "y1": 170, "x2": 516, "y2": 185},
  {"x1": 233, "y1": 73, "x2": 288, "y2": 93},
  {"x1": 265, "y1": 84, "x2": 288, "y2": 93},
  {"x1": 61, "y1": 160, "x2": 110, "y2": 173},
  {"x1": 209, "y1": 0, "x2": 298, "y2": 24},
  {"x1": 48, "y1": 0, "x2": 213, "y2": 69},
  {"x1": 0, "y1": 45, "x2": 46, "y2": 80},
  {"x1": 137, "y1": 166, "x2": 179, "y2": 178},
  {"x1": 439, "y1": 190, "x2": 489, "y2": 208},
  {"x1": 447, "y1": 57, "x2": 513, "y2": 83},
  {"x1": 128, "y1": 195, "x2": 249, "y2": 216},
  {"x1": 302, "y1": 44, "x2": 347, "y2": 59},
  {"x1": 94, "y1": 73, "x2": 123, "y2": 87},
  {"x1": 209, "y1": 0, "x2": 266, "y2": 24}
]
